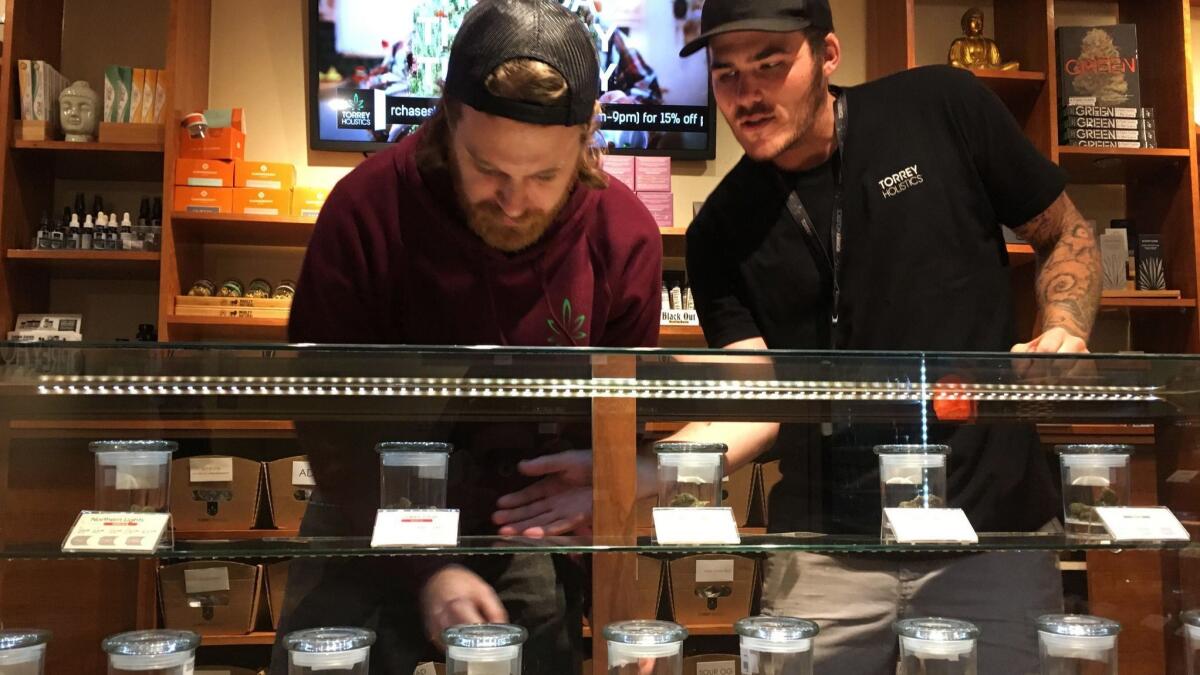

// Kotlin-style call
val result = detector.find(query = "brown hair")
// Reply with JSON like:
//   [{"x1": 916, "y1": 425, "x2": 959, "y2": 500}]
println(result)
[{"x1": 416, "y1": 59, "x2": 608, "y2": 189}]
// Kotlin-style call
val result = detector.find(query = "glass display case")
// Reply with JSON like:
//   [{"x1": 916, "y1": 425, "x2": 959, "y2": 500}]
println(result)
[{"x1": 0, "y1": 343, "x2": 1198, "y2": 674}]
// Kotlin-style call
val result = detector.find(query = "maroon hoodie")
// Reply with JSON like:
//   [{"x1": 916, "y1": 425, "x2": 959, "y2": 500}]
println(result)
[{"x1": 289, "y1": 128, "x2": 663, "y2": 347}]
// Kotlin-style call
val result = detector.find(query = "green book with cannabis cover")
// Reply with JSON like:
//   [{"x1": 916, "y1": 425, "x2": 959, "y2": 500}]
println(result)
[{"x1": 1056, "y1": 25, "x2": 1141, "y2": 109}]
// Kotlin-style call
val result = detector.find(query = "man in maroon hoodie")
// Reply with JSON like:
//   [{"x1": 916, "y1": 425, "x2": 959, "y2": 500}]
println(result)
[{"x1": 271, "y1": 1, "x2": 662, "y2": 673}]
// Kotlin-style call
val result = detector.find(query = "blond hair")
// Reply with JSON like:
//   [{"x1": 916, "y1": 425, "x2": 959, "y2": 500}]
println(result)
[{"x1": 417, "y1": 59, "x2": 608, "y2": 189}]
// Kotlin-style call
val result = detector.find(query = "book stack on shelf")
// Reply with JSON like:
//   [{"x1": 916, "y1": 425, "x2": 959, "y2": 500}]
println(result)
[
  {"x1": 15, "y1": 59, "x2": 68, "y2": 141},
  {"x1": 1055, "y1": 25, "x2": 1156, "y2": 149}
]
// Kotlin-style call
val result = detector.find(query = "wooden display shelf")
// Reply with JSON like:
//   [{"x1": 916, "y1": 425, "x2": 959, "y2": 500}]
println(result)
[
  {"x1": 658, "y1": 324, "x2": 705, "y2": 348},
  {"x1": 5, "y1": 249, "x2": 160, "y2": 279},
  {"x1": 660, "y1": 227, "x2": 687, "y2": 259},
  {"x1": 1057, "y1": 146, "x2": 1191, "y2": 185},
  {"x1": 165, "y1": 315, "x2": 289, "y2": 342},
  {"x1": 1100, "y1": 297, "x2": 1196, "y2": 310},
  {"x1": 11, "y1": 138, "x2": 164, "y2": 153},
  {"x1": 970, "y1": 69, "x2": 1046, "y2": 108},
  {"x1": 171, "y1": 212, "x2": 316, "y2": 247},
  {"x1": 1006, "y1": 243, "x2": 1035, "y2": 266},
  {"x1": 176, "y1": 529, "x2": 299, "y2": 541},
  {"x1": 9, "y1": 418, "x2": 296, "y2": 439},
  {"x1": 200, "y1": 631, "x2": 277, "y2": 647}
]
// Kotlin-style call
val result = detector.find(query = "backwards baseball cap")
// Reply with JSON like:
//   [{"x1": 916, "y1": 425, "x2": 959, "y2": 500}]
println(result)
[
  {"x1": 443, "y1": 0, "x2": 600, "y2": 127},
  {"x1": 680, "y1": 0, "x2": 834, "y2": 57}
]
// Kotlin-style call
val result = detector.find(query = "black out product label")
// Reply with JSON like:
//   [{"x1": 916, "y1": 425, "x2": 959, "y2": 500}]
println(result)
[
  {"x1": 1056, "y1": 24, "x2": 1141, "y2": 108},
  {"x1": 337, "y1": 90, "x2": 376, "y2": 130}
]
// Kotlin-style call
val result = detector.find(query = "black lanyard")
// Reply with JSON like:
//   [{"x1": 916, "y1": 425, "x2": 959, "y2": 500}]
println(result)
[{"x1": 782, "y1": 91, "x2": 848, "y2": 344}]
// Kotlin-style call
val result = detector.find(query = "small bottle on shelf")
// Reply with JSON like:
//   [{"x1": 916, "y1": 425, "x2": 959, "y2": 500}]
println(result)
[
  {"x1": 91, "y1": 195, "x2": 104, "y2": 220},
  {"x1": 152, "y1": 197, "x2": 163, "y2": 227},
  {"x1": 96, "y1": 213, "x2": 110, "y2": 250},
  {"x1": 120, "y1": 213, "x2": 133, "y2": 250},
  {"x1": 69, "y1": 214, "x2": 83, "y2": 250},
  {"x1": 81, "y1": 215, "x2": 94, "y2": 250},
  {"x1": 49, "y1": 218, "x2": 65, "y2": 250},
  {"x1": 138, "y1": 197, "x2": 151, "y2": 227},
  {"x1": 36, "y1": 212, "x2": 51, "y2": 249},
  {"x1": 74, "y1": 192, "x2": 86, "y2": 218}
]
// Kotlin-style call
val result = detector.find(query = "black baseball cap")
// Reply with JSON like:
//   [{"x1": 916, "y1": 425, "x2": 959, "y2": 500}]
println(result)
[
  {"x1": 680, "y1": 0, "x2": 835, "y2": 57},
  {"x1": 443, "y1": 0, "x2": 600, "y2": 127}
]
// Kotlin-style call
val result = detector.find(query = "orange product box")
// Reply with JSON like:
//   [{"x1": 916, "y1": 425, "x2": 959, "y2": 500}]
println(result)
[
  {"x1": 235, "y1": 161, "x2": 297, "y2": 191},
  {"x1": 291, "y1": 186, "x2": 330, "y2": 218},
  {"x1": 234, "y1": 188, "x2": 292, "y2": 216},
  {"x1": 178, "y1": 126, "x2": 246, "y2": 161},
  {"x1": 175, "y1": 158, "x2": 234, "y2": 187},
  {"x1": 174, "y1": 186, "x2": 233, "y2": 214}
]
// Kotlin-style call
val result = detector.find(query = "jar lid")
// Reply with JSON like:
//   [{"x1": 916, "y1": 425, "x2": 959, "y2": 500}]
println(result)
[
  {"x1": 602, "y1": 620, "x2": 688, "y2": 645},
  {"x1": 285, "y1": 627, "x2": 376, "y2": 653},
  {"x1": 894, "y1": 618, "x2": 979, "y2": 642},
  {"x1": 376, "y1": 442, "x2": 454, "y2": 454},
  {"x1": 1036, "y1": 614, "x2": 1121, "y2": 637},
  {"x1": 442, "y1": 624, "x2": 527, "y2": 649},
  {"x1": 90, "y1": 440, "x2": 178, "y2": 454},
  {"x1": 0, "y1": 630, "x2": 50, "y2": 651},
  {"x1": 1055, "y1": 444, "x2": 1133, "y2": 456},
  {"x1": 1183, "y1": 610, "x2": 1200, "y2": 628},
  {"x1": 102, "y1": 630, "x2": 200, "y2": 656},
  {"x1": 654, "y1": 441, "x2": 727, "y2": 454},
  {"x1": 874, "y1": 444, "x2": 951, "y2": 456},
  {"x1": 735, "y1": 616, "x2": 819, "y2": 641}
]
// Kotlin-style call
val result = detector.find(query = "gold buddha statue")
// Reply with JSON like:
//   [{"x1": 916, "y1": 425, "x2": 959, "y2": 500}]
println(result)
[{"x1": 948, "y1": 8, "x2": 1019, "y2": 71}]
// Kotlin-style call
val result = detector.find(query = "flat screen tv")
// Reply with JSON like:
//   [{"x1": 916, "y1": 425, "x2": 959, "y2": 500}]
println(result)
[{"x1": 308, "y1": 0, "x2": 716, "y2": 159}]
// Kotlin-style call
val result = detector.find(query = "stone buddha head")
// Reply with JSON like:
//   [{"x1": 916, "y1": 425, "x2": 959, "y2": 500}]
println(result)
[{"x1": 60, "y1": 80, "x2": 99, "y2": 142}]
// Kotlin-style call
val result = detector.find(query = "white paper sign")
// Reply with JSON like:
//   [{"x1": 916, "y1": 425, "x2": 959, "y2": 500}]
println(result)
[
  {"x1": 413, "y1": 665, "x2": 438, "y2": 675},
  {"x1": 184, "y1": 566, "x2": 231, "y2": 594},
  {"x1": 190, "y1": 457, "x2": 234, "y2": 483},
  {"x1": 653, "y1": 507, "x2": 741, "y2": 545},
  {"x1": 884, "y1": 508, "x2": 979, "y2": 544},
  {"x1": 62, "y1": 511, "x2": 171, "y2": 553},
  {"x1": 698, "y1": 661, "x2": 737, "y2": 675},
  {"x1": 696, "y1": 559, "x2": 735, "y2": 583},
  {"x1": 371, "y1": 509, "x2": 460, "y2": 547},
  {"x1": 1095, "y1": 507, "x2": 1191, "y2": 542},
  {"x1": 1167, "y1": 470, "x2": 1199, "y2": 484},
  {"x1": 115, "y1": 464, "x2": 161, "y2": 490},
  {"x1": 292, "y1": 460, "x2": 316, "y2": 487}
]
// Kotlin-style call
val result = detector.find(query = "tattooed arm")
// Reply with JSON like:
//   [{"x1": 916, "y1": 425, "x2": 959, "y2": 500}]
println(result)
[{"x1": 1010, "y1": 191, "x2": 1102, "y2": 353}]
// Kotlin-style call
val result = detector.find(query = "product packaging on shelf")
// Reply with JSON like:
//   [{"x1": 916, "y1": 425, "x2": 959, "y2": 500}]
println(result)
[
  {"x1": 683, "y1": 654, "x2": 742, "y2": 675},
  {"x1": 637, "y1": 192, "x2": 674, "y2": 229},
  {"x1": 175, "y1": 159, "x2": 235, "y2": 187},
  {"x1": 158, "y1": 561, "x2": 263, "y2": 635},
  {"x1": 292, "y1": 187, "x2": 330, "y2": 218},
  {"x1": 267, "y1": 560, "x2": 293, "y2": 630},
  {"x1": 601, "y1": 155, "x2": 635, "y2": 189},
  {"x1": 233, "y1": 188, "x2": 292, "y2": 216},
  {"x1": 668, "y1": 554, "x2": 757, "y2": 625},
  {"x1": 267, "y1": 456, "x2": 315, "y2": 530},
  {"x1": 178, "y1": 108, "x2": 247, "y2": 160},
  {"x1": 634, "y1": 156, "x2": 672, "y2": 192},
  {"x1": 174, "y1": 186, "x2": 233, "y2": 214},
  {"x1": 235, "y1": 161, "x2": 297, "y2": 191},
  {"x1": 168, "y1": 456, "x2": 263, "y2": 531}
]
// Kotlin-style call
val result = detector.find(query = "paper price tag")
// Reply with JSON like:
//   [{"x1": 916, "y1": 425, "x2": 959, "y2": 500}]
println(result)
[
  {"x1": 190, "y1": 457, "x2": 234, "y2": 483},
  {"x1": 371, "y1": 509, "x2": 460, "y2": 547},
  {"x1": 698, "y1": 661, "x2": 737, "y2": 675},
  {"x1": 742, "y1": 651, "x2": 756, "y2": 674},
  {"x1": 1095, "y1": 507, "x2": 1191, "y2": 542},
  {"x1": 696, "y1": 559, "x2": 735, "y2": 583},
  {"x1": 413, "y1": 665, "x2": 438, "y2": 675},
  {"x1": 184, "y1": 566, "x2": 231, "y2": 594},
  {"x1": 884, "y1": 508, "x2": 979, "y2": 544},
  {"x1": 62, "y1": 511, "x2": 171, "y2": 553},
  {"x1": 292, "y1": 460, "x2": 316, "y2": 487},
  {"x1": 653, "y1": 507, "x2": 740, "y2": 545},
  {"x1": 115, "y1": 464, "x2": 161, "y2": 490}
]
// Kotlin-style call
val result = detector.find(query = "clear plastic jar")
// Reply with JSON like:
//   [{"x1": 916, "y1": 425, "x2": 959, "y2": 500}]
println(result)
[
  {"x1": 1183, "y1": 610, "x2": 1200, "y2": 674},
  {"x1": 654, "y1": 442, "x2": 726, "y2": 508},
  {"x1": 895, "y1": 617, "x2": 978, "y2": 675},
  {"x1": 604, "y1": 620, "x2": 687, "y2": 675},
  {"x1": 443, "y1": 624, "x2": 527, "y2": 675},
  {"x1": 376, "y1": 442, "x2": 452, "y2": 510},
  {"x1": 285, "y1": 627, "x2": 375, "y2": 675},
  {"x1": 874, "y1": 445, "x2": 950, "y2": 510},
  {"x1": 102, "y1": 629, "x2": 199, "y2": 675},
  {"x1": 91, "y1": 441, "x2": 176, "y2": 513},
  {"x1": 1056, "y1": 445, "x2": 1132, "y2": 538},
  {"x1": 0, "y1": 629, "x2": 50, "y2": 675},
  {"x1": 1036, "y1": 614, "x2": 1120, "y2": 675},
  {"x1": 735, "y1": 616, "x2": 819, "y2": 675}
]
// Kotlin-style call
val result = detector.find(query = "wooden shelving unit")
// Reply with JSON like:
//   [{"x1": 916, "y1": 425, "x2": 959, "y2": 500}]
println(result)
[
  {"x1": 165, "y1": 314, "x2": 288, "y2": 342},
  {"x1": 12, "y1": 138, "x2": 164, "y2": 153},
  {"x1": 200, "y1": 632, "x2": 277, "y2": 647},
  {"x1": 171, "y1": 212, "x2": 316, "y2": 247},
  {"x1": 5, "y1": 249, "x2": 160, "y2": 278}
]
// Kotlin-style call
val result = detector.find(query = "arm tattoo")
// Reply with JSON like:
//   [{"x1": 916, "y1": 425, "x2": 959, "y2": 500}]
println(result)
[{"x1": 1012, "y1": 191, "x2": 1102, "y2": 340}]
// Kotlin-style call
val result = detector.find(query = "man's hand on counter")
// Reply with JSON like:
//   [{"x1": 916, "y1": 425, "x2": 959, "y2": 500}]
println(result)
[
  {"x1": 493, "y1": 450, "x2": 594, "y2": 537},
  {"x1": 420, "y1": 564, "x2": 508, "y2": 648},
  {"x1": 1011, "y1": 326, "x2": 1089, "y2": 354}
]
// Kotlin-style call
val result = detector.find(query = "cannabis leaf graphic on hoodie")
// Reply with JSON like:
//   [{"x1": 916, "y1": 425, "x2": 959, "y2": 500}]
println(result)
[{"x1": 547, "y1": 298, "x2": 588, "y2": 345}]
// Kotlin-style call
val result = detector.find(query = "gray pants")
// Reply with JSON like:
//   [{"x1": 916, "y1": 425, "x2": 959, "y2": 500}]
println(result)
[{"x1": 760, "y1": 551, "x2": 1063, "y2": 675}]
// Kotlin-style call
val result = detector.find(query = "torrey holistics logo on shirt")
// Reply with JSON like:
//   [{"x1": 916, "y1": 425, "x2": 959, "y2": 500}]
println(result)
[
  {"x1": 877, "y1": 164, "x2": 925, "y2": 199},
  {"x1": 337, "y1": 91, "x2": 374, "y2": 130}
]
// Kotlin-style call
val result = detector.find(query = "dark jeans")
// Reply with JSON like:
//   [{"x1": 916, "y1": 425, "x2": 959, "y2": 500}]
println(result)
[{"x1": 269, "y1": 501, "x2": 584, "y2": 674}]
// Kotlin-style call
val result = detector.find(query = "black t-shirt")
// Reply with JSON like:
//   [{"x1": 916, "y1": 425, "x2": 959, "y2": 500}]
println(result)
[{"x1": 687, "y1": 65, "x2": 1066, "y2": 534}]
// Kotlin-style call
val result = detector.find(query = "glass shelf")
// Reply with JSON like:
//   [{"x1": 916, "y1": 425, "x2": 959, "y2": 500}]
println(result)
[{"x1": 2, "y1": 532, "x2": 1191, "y2": 561}]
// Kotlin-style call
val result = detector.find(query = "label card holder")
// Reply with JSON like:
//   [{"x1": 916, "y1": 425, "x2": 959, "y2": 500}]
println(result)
[
  {"x1": 653, "y1": 507, "x2": 741, "y2": 545},
  {"x1": 883, "y1": 508, "x2": 979, "y2": 544},
  {"x1": 1095, "y1": 506, "x2": 1191, "y2": 542},
  {"x1": 371, "y1": 509, "x2": 460, "y2": 548},
  {"x1": 698, "y1": 661, "x2": 737, "y2": 675},
  {"x1": 62, "y1": 511, "x2": 172, "y2": 553}
]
